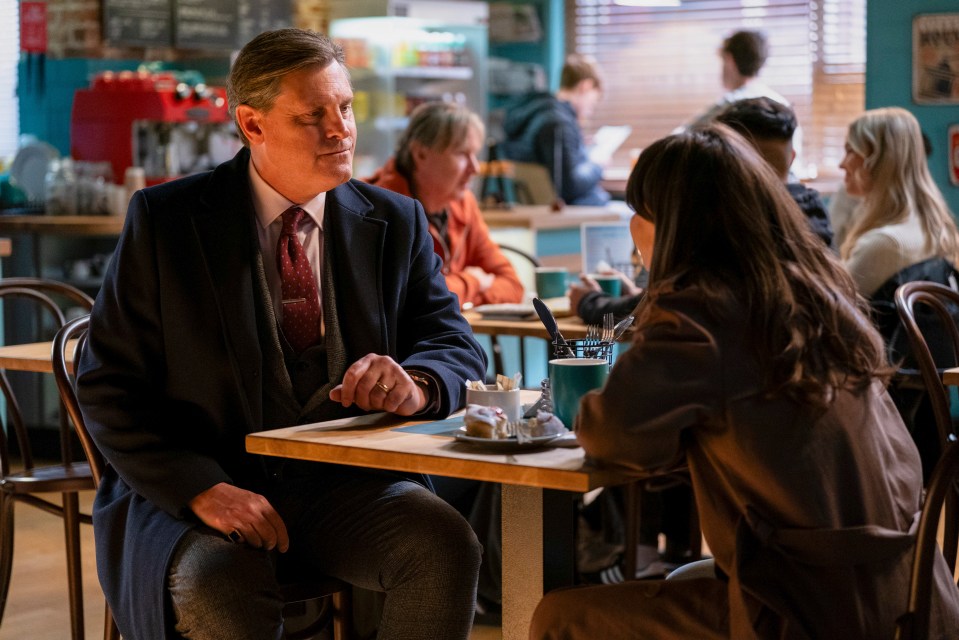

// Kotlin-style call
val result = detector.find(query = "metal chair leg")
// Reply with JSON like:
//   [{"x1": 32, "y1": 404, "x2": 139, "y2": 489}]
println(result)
[
  {"x1": 332, "y1": 589, "x2": 353, "y2": 640},
  {"x1": 63, "y1": 491, "x2": 85, "y2": 640},
  {"x1": 104, "y1": 604, "x2": 120, "y2": 640},
  {"x1": 0, "y1": 493, "x2": 15, "y2": 623}
]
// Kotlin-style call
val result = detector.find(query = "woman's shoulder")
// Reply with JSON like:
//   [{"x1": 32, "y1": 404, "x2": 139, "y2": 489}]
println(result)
[{"x1": 643, "y1": 285, "x2": 741, "y2": 336}]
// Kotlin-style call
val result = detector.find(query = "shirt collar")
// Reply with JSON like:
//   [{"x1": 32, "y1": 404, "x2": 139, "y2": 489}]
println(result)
[{"x1": 248, "y1": 157, "x2": 326, "y2": 230}]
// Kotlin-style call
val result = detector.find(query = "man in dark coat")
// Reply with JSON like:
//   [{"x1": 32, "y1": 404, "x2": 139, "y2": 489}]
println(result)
[
  {"x1": 500, "y1": 54, "x2": 611, "y2": 206},
  {"x1": 77, "y1": 29, "x2": 486, "y2": 640}
]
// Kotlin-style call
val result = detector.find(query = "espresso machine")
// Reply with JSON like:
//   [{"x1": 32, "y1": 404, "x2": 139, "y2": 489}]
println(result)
[{"x1": 71, "y1": 70, "x2": 239, "y2": 186}]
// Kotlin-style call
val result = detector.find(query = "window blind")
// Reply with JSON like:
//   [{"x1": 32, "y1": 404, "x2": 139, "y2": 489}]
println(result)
[
  {"x1": 0, "y1": 0, "x2": 19, "y2": 159},
  {"x1": 567, "y1": 0, "x2": 865, "y2": 182}
]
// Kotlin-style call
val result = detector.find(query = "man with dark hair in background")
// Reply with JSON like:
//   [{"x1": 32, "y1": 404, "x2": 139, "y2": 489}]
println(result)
[
  {"x1": 715, "y1": 96, "x2": 833, "y2": 248},
  {"x1": 500, "y1": 53, "x2": 611, "y2": 206}
]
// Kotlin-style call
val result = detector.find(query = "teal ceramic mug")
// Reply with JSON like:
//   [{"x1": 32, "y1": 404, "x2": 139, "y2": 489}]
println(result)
[
  {"x1": 548, "y1": 358, "x2": 609, "y2": 430},
  {"x1": 535, "y1": 267, "x2": 569, "y2": 299},
  {"x1": 589, "y1": 274, "x2": 623, "y2": 296}
]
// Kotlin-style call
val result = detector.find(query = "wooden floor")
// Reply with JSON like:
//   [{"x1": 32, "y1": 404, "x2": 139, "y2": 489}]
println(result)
[{"x1": 0, "y1": 490, "x2": 501, "y2": 639}]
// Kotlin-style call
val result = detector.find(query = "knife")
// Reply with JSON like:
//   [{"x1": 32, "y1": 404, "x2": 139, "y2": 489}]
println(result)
[{"x1": 532, "y1": 297, "x2": 568, "y2": 353}]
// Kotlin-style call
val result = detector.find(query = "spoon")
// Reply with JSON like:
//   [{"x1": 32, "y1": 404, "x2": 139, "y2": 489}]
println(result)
[{"x1": 532, "y1": 297, "x2": 568, "y2": 353}]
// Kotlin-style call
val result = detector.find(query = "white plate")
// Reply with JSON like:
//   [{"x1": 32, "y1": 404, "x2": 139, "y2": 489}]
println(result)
[
  {"x1": 454, "y1": 426, "x2": 562, "y2": 449},
  {"x1": 9, "y1": 141, "x2": 59, "y2": 203},
  {"x1": 472, "y1": 303, "x2": 538, "y2": 320}
]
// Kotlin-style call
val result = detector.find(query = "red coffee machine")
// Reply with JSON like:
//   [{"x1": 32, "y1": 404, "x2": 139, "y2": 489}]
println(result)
[{"x1": 71, "y1": 70, "x2": 237, "y2": 185}]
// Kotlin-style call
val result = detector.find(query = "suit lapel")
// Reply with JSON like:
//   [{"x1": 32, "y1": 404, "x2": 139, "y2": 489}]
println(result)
[
  {"x1": 325, "y1": 182, "x2": 389, "y2": 357},
  {"x1": 192, "y1": 149, "x2": 262, "y2": 429}
]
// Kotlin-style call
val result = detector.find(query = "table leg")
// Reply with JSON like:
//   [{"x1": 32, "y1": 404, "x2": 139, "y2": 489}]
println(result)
[{"x1": 501, "y1": 484, "x2": 543, "y2": 640}]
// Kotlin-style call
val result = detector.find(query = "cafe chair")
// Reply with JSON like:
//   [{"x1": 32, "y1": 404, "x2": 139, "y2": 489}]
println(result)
[
  {"x1": 894, "y1": 281, "x2": 959, "y2": 451},
  {"x1": 52, "y1": 315, "x2": 355, "y2": 640},
  {"x1": 512, "y1": 162, "x2": 559, "y2": 207},
  {"x1": 895, "y1": 437, "x2": 959, "y2": 640},
  {"x1": 491, "y1": 243, "x2": 541, "y2": 383},
  {"x1": 0, "y1": 278, "x2": 95, "y2": 640}
]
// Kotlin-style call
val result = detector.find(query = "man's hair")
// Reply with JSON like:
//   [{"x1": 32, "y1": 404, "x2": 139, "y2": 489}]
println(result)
[
  {"x1": 227, "y1": 28, "x2": 346, "y2": 146},
  {"x1": 722, "y1": 30, "x2": 768, "y2": 78},
  {"x1": 560, "y1": 54, "x2": 603, "y2": 91},
  {"x1": 394, "y1": 101, "x2": 485, "y2": 177},
  {"x1": 715, "y1": 97, "x2": 796, "y2": 142}
]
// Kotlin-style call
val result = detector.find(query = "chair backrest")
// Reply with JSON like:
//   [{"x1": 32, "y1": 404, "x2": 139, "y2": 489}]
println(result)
[
  {"x1": 497, "y1": 242, "x2": 541, "y2": 296},
  {"x1": 895, "y1": 438, "x2": 959, "y2": 640},
  {"x1": 51, "y1": 315, "x2": 105, "y2": 486},
  {"x1": 894, "y1": 281, "x2": 959, "y2": 449},
  {"x1": 874, "y1": 258, "x2": 959, "y2": 366},
  {"x1": 0, "y1": 279, "x2": 95, "y2": 475},
  {"x1": 512, "y1": 161, "x2": 558, "y2": 206}
]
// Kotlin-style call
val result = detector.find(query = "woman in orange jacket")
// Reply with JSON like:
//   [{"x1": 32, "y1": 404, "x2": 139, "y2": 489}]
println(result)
[{"x1": 366, "y1": 102, "x2": 524, "y2": 308}]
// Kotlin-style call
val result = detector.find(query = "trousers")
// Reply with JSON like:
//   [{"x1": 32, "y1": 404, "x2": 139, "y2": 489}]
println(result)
[{"x1": 168, "y1": 464, "x2": 482, "y2": 640}]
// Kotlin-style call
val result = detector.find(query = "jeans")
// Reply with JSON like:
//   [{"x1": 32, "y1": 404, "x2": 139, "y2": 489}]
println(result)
[{"x1": 168, "y1": 464, "x2": 482, "y2": 640}]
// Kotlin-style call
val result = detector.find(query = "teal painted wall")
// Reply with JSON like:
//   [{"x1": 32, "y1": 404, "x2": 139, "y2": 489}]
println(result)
[{"x1": 866, "y1": 0, "x2": 959, "y2": 214}]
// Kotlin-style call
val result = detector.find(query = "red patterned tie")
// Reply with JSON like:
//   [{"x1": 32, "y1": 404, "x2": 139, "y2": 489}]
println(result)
[{"x1": 277, "y1": 207, "x2": 322, "y2": 353}]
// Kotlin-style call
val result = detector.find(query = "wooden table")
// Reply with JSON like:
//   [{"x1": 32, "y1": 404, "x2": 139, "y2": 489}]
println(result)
[
  {"x1": 942, "y1": 368, "x2": 959, "y2": 385},
  {"x1": 0, "y1": 340, "x2": 68, "y2": 373},
  {"x1": 463, "y1": 310, "x2": 590, "y2": 341},
  {"x1": 247, "y1": 393, "x2": 629, "y2": 640}
]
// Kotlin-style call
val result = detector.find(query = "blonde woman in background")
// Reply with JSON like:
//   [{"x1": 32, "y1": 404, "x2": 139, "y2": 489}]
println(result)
[{"x1": 839, "y1": 107, "x2": 959, "y2": 297}]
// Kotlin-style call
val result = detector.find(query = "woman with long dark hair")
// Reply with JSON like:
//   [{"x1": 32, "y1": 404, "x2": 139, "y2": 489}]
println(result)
[{"x1": 530, "y1": 125, "x2": 959, "y2": 639}]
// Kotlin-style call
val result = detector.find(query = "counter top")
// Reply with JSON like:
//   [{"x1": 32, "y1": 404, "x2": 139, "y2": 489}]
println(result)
[
  {"x1": 0, "y1": 215, "x2": 125, "y2": 236},
  {"x1": 481, "y1": 204, "x2": 630, "y2": 230}
]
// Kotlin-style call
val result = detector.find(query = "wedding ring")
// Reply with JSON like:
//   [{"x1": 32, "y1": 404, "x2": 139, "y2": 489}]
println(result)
[
  {"x1": 227, "y1": 529, "x2": 243, "y2": 544},
  {"x1": 375, "y1": 381, "x2": 392, "y2": 394}
]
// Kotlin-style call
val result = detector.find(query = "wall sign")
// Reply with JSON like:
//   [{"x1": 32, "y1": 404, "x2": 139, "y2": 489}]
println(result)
[
  {"x1": 913, "y1": 13, "x2": 959, "y2": 105},
  {"x1": 20, "y1": 1, "x2": 47, "y2": 53}
]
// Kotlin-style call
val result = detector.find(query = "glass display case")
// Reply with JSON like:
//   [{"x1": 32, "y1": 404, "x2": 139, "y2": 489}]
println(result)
[{"x1": 329, "y1": 0, "x2": 488, "y2": 177}]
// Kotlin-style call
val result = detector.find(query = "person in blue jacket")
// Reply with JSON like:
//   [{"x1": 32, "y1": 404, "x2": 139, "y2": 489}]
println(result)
[{"x1": 500, "y1": 54, "x2": 611, "y2": 206}]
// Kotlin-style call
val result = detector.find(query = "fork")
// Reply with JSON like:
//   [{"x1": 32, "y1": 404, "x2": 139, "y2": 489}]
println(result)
[{"x1": 504, "y1": 421, "x2": 533, "y2": 444}]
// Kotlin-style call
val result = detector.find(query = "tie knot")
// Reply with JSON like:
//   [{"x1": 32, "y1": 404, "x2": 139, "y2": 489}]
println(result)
[{"x1": 281, "y1": 207, "x2": 305, "y2": 236}]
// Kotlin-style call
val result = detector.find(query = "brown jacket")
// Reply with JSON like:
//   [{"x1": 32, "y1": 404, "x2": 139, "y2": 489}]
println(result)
[{"x1": 577, "y1": 287, "x2": 959, "y2": 639}]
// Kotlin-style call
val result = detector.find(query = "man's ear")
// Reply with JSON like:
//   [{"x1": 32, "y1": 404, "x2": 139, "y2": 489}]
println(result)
[{"x1": 235, "y1": 105, "x2": 264, "y2": 145}]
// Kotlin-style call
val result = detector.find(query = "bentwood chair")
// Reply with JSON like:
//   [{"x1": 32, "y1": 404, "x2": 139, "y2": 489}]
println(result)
[
  {"x1": 490, "y1": 243, "x2": 541, "y2": 383},
  {"x1": 0, "y1": 278, "x2": 95, "y2": 640},
  {"x1": 53, "y1": 315, "x2": 354, "y2": 640},
  {"x1": 895, "y1": 438, "x2": 959, "y2": 640},
  {"x1": 895, "y1": 281, "x2": 959, "y2": 585}
]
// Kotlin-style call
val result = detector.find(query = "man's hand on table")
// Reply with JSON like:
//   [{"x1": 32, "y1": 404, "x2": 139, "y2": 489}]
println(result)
[
  {"x1": 330, "y1": 353, "x2": 428, "y2": 416},
  {"x1": 189, "y1": 482, "x2": 289, "y2": 552}
]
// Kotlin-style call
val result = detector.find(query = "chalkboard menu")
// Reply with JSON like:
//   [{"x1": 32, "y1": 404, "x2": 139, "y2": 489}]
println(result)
[
  {"x1": 103, "y1": 0, "x2": 173, "y2": 48},
  {"x1": 103, "y1": 0, "x2": 292, "y2": 49},
  {"x1": 237, "y1": 0, "x2": 294, "y2": 48},
  {"x1": 174, "y1": 0, "x2": 238, "y2": 49}
]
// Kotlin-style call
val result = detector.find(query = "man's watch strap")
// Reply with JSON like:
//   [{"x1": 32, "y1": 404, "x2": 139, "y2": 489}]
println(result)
[{"x1": 405, "y1": 369, "x2": 440, "y2": 414}]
